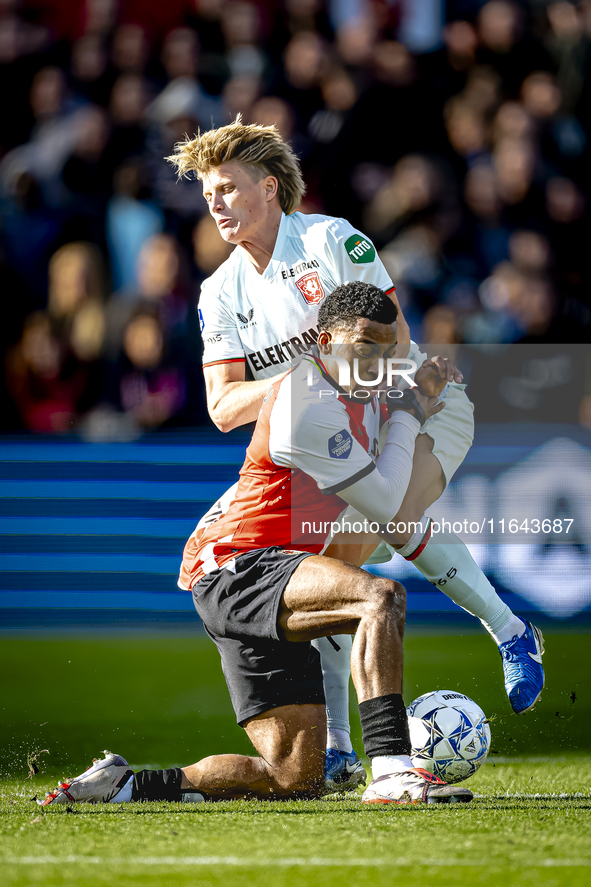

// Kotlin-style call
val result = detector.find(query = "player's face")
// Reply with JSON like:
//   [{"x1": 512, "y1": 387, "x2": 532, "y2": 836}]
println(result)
[
  {"x1": 322, "y1": 318, "x2": 398, "y2": 396},
  {"x1": 202, "y1": 162, "x2": 276, "y2": 245}
]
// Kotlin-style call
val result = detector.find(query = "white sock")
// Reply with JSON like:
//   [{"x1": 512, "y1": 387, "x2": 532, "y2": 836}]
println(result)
[
  {"x1": 327, "y1": 728, "x2": 353, "y2": 754},
  {"x1": 109, "y1": 773, "x2": 133, "y2": 803},
  {"x1": 311, "y1": 635, "x2": 352, "y2": 743},
  {"x1": 371, "y1": 755, "x2": 414, "y2": 779},
  {"x1": 395, "y1": 517, "x2": 432, "y2": 558},
  {"x1": 490, "y1": 614, "x2": 526, "y2": 646},
  {"x1": 401, "y1": 528, "x2": 520, "y2": 644}
]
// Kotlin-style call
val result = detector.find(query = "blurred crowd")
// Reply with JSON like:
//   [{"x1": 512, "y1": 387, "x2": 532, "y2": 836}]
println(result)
[{"x1": 1, "y1": 0, "x2": 590, "y2": 435}]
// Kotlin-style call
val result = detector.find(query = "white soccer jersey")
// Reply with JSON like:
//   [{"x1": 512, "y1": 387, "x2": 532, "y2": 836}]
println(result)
[
  {"x1": 198, "y1": 211, "x2": 395, "y2": 379},
  {"x1": 179, "y1": 354, "x2": 383, "y2": 588}
]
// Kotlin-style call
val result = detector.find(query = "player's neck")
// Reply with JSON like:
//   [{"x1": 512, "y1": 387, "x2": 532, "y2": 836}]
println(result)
[{"x1": 238, "y1": 208, "x2": 282, "y2": 274}]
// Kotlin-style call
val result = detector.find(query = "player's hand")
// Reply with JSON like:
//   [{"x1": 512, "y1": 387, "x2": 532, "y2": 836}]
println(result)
[
  {"x1": 385, "y1": 388, "x2": 445, "y2": 425},
  {"x1": 415, "y1": 356, "x2": 463, "y2": 397},
  {"x1": 414, "y1": 390, "x2": 445, "y2": 422}
]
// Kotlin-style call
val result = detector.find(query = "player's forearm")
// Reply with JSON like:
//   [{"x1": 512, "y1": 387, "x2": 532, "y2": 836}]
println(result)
[
  {"x1": 207, "y1": 376, "x2": 282, "y2": 432},
  {"x1": 340, "y1": 414, "x2": 420, "y2": 525}
]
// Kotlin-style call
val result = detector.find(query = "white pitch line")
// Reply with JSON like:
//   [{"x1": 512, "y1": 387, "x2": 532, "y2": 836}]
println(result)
[
  {"x1": 3, "y1": 857, "x2": 591, "y2": 868},
  {"x1": 476, "y1": 792, "x2": 589, "y2": 799}
]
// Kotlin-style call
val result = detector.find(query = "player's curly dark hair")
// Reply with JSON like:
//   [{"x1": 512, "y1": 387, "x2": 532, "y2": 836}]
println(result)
[{"x1": 318, "y1": 281, "x2": 398, "y2": 333}]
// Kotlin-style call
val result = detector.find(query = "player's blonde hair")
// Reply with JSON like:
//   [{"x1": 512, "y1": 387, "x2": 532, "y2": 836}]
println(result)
[{"x1": 166, "y1": 115, "x2": 306, "y2": 214}]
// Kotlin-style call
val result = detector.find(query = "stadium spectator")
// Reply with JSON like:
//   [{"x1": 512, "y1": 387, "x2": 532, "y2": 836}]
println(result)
[
  {"x1": 222, "y1": 73, "x2": 262, "y2": 123},
  {"x1": 5, "y1": 308, "x2": 99, "y2": 432},
  {"x1": 545, "y1": 1, "x2": 588, "y2": 114},
  {"x1": 476, "y1": 1, "x2": 552, "y2": 96},
  {"x1": 106, "y1": 160, "x2": 164, "y2": 291},
  {"x1": 0, "y1": 166, "x2": 63, "y2": 305},
  {"x1": 106, "y1": 232, "x2": 189, "y2": 352},
  {"x1": 107, "y1": 74, "x2": 150, "y2": 168},
  {"x1": 279, "y1": 30, "x2": 329, "y2": 131},
  {"x1": 1, "y1": 0, "x2": 591, "y2": 430},
  {"x1": 113, "y1": 309, "x2": 188, "y2": 428},
  {"x1": 69, "y1": 34, "x2": 113, "y2": 108},
  {"x1": 61, "y1": 105, "x2": 112, "y2": 244},
  {"x1": 111, "y1": 23, "x2": 150, "y2": 77},
  {"x1": 47, "y1": 241, "x2": 106, "y2": 327},
  {"x1": 220, "y1": 1, "x2": 267, "y2": 81},
  {"x1": 192, "y1": 213, "x2": 234, "y2": 277}
]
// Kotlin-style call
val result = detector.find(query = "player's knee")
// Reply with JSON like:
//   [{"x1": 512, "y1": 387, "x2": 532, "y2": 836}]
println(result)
[
  {"x1": 366, "y1": 577, "x2": 406, "y2": 625},
  {"x1": 289, "y1": 772, "x2": 324, "y2": 799},
  {"x1": 268, "y1": 759, "x2": 324, "y2": 799}
]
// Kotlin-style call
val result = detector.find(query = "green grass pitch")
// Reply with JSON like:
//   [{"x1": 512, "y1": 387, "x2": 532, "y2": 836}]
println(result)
[{"x1": 1, "y1": 628, "x2": 590, "y2": 886}]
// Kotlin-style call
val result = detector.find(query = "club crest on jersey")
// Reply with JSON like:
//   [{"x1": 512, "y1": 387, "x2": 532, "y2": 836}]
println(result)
[
  {"x1": 198, "y1": 308, "x2": 205, "y2": 332},
  {"x1": 328, "y1": 429, "x2": 352, "y2": 459},
  {"x1": 345, "y1": 234, "x2": 376, "y2": 264},
  {"x1": 295, "y1": 271, "x2": 325, "y2": 305}
]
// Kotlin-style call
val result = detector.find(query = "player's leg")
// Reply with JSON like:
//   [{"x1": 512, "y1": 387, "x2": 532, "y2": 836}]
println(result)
[
  {"x1": 316, "y1": 537, "x2": 393, "y2": 771},
  {"x1": 327, "y1": 419, "x2": 544, "y2": 713},
  {"x1": 311, "y1": 634, "x2": 352, "y2": 753},
  {"x1": 40, "y1": 555, "x2": 404, "y2": 807},
  {"x1": 279, "y1": 554, "x2": 406, "y2": 699},
  {"x1": 40, "y1": 704, "x2": 326, "y2": 806},
  {"x1": 394, "y1": 444, "x2": 544, "y2": 714},
  {"x1": 310, "y1": 634, "x2": 366, "y2": 794},
  {"x1": 384, "y1": 434, "x2": 544, "y2": 712},
  {"x1": 40, "y1": 552, "x2": 470, "y2": 807},
  {"x1": 180, "y1": 703, "x2": 327, "y2": 799},
  {"x1": 184, "y1": 483, "x2": 356, "y2": 772},
  {"x1": 387, "y1": 433, "x2": 521, "y2": 637},
  {"x1": 278, "y1": 555, "x2": 472, "y2": 804}
]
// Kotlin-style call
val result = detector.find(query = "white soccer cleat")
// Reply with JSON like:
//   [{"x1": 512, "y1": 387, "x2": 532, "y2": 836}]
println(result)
[
  {"x1": 39, "y1": 750, "x2": 133, "y2": 806},
  {"x1": 362, "y1": 767, "x2": 473, "y2": 805}
]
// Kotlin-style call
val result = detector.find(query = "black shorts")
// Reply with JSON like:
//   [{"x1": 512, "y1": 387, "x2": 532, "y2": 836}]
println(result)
[{"x1": 192, "y1": 547, "x2": 325, "y2": 726}]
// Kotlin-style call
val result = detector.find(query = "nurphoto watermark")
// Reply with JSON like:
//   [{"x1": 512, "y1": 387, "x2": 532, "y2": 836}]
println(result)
[{"x1": 307, "y1": 357, "x2": 418, "y2": 399}]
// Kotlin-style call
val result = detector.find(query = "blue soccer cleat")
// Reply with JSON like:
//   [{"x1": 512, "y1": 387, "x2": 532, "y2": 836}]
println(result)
[
  {"x1": 323, "y1": 749, "x2": 367, "y2": 794},
  {"x1": 499, "y1": 620, "x2": 545, "y2": 714}
]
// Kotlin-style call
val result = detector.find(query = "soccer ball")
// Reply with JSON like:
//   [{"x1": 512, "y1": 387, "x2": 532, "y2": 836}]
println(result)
[{"x1": 406, "y1": 690, "x2": 491, "y2": 784}]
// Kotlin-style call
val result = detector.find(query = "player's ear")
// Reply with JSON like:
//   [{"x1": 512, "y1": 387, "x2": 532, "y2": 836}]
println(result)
[
  {"x1": 264, "y1": 176, "x2": 278, "y2": 201},
  {"x1": 318, "y1": 330, "x2": 331, "y2": 354}
]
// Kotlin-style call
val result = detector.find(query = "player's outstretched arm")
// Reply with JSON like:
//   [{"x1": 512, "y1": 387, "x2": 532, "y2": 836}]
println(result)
[
  {"x1": 337, "y1": 392, "x2": 444, "y2": 527},
  {"x1": 204, "y1": 362, "x2": 285, "y2": 431}
]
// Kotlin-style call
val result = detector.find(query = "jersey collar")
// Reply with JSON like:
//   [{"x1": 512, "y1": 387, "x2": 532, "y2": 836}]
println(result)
[
  {"x1": 305, "y1": 348, "x2": 380, "y2": 406},
  {"x1": 304, "y1": 349, "x2": 356, "y2": 402}
]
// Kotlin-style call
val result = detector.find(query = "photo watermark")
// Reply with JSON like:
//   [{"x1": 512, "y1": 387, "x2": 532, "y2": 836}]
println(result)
[{"x1": 307, "y1": 357, "x2": 418, "y2": 399}]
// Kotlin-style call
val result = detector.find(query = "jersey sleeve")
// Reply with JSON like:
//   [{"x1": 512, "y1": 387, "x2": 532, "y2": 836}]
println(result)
[
  {"x1": 325, "y1": 218, "x2": 395, "y2": 295},
  {"x1": 199, "y1": 278, "x2": 246, "y2": 368},
  {"x1": 337, "y1": 412, "x2": 420, "y2": 524},
  {"x1": 269, "y1": 384, "x2": 376, "y2": 495}
]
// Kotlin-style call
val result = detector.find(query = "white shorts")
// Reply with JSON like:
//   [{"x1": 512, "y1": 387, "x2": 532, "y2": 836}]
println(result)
[
  {"x1": 420, "y1": 381, "x2": 474, "y2": 486},
  {"x1": 347, "y1": 381, "x2": 475, "y2": 565}
]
